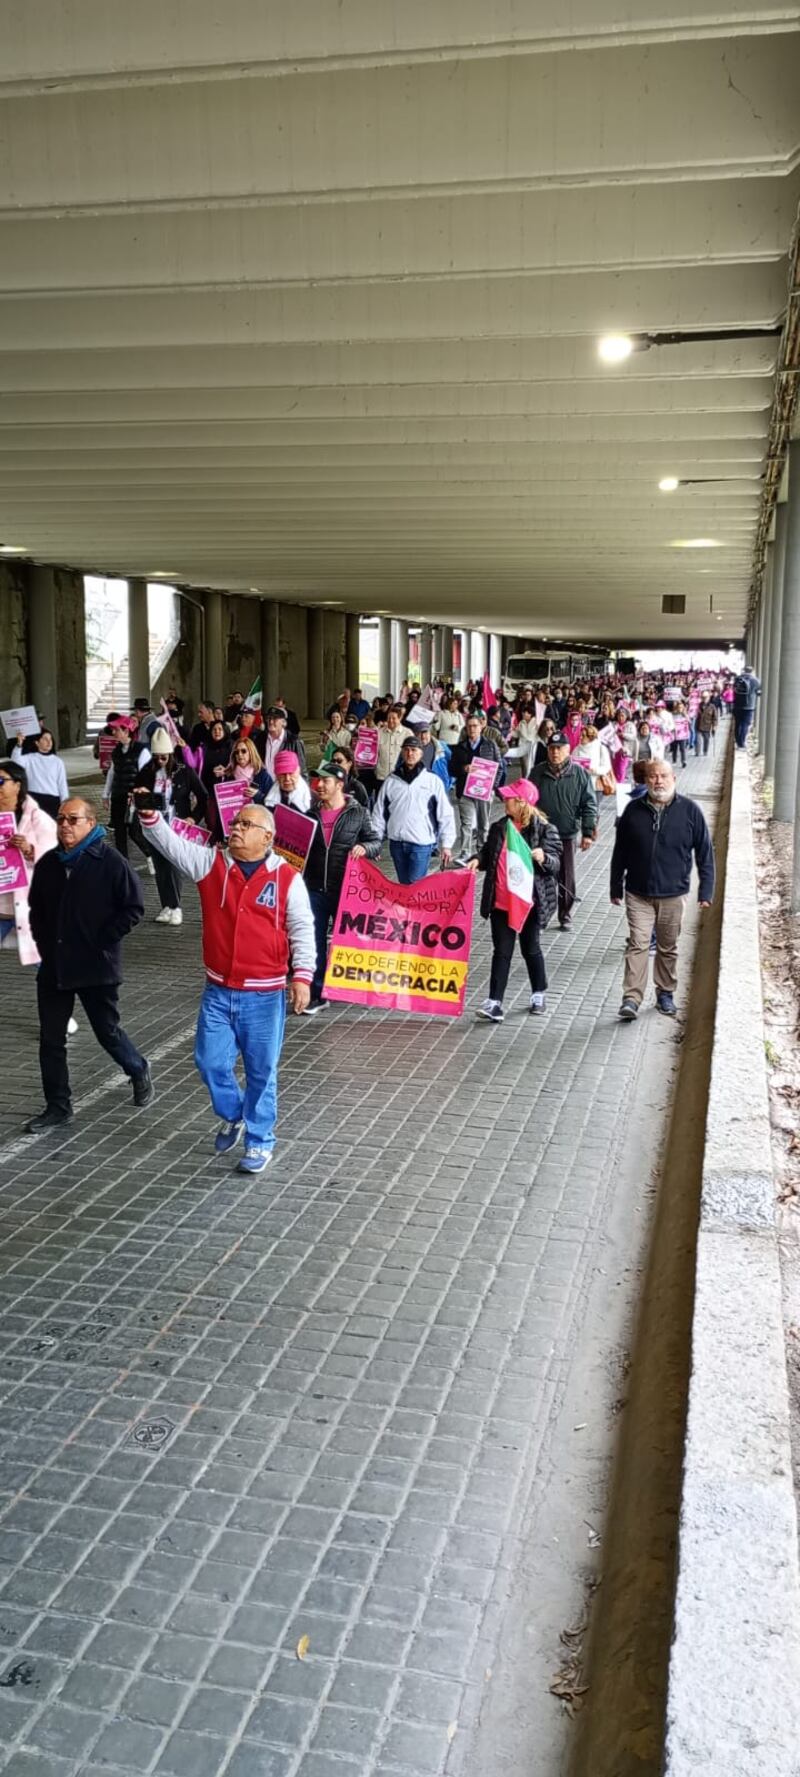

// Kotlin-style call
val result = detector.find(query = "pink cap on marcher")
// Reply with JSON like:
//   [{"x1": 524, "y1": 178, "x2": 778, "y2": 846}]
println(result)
[
  {"x1": 498, "y1": 779, "x2": 539, "y2": 807},
  {"x1": 275, "y1": 750, "x2": 299, "y2": 774}
]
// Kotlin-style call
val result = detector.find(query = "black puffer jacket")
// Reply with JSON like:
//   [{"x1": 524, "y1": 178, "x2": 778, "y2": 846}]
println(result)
[
  {"x1": 304, "y1": 797, "x2": 382, "y2": 900},
  {"x1": 476, "y1": 813, "x2": 563, "y2": 928},
  {"x1": 108, "y1": 739, "x2": 149, "y2": 800},
  {"x1": 134, "y1": 759, "x2": 208, "y2": 823}
]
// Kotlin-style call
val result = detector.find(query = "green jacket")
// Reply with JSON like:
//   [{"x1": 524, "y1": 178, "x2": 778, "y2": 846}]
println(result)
[{"x1": 529, "y1": 758, "x2": 598, "y2": 839}]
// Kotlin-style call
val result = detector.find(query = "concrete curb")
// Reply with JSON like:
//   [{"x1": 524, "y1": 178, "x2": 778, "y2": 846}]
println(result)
[{"x1": 664, "y1": 751, "x2": 800, "y2": 1775}]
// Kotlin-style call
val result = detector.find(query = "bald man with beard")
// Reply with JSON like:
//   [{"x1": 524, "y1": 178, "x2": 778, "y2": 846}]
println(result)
[{"x1": 26, "y1": 796, "x2": 151, "y2": 1132}]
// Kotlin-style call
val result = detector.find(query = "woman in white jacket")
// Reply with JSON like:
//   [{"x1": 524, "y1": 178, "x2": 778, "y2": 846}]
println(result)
[
  {"x1": 435, "y1": 696, "x2": 465, "y2": 748},
  {"x1": 0, "y1": 757, "x2": 58, "y2": 963},
  {"x1": 12, "y1": 729, "x2": 68, "y2": 819}
]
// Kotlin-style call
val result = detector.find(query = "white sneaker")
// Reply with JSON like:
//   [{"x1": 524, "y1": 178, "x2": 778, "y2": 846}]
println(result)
[
  {"x1": 147, "y1": 857, "x2": 156, "y2": 876},
  {"x1": 169, "y1": 908, "x2": 183, "y2": 926},
  {"x1": 67, "y1": 1017, "x2": 78, "y2": 1035},
  {"x1": 476, "y1": 999, "x2": 504, "y2": 1023},
  {"x1": 529, "y1": 993, "x2": 546, "y2": 1015},
  {"x1": 154, "y1": 906, "x2": 173, "y2": 924}
]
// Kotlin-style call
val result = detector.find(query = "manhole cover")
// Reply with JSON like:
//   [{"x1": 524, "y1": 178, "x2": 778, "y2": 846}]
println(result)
[{"x1": 126, "y1": 1417, "x2": 175, "y2": 1453}]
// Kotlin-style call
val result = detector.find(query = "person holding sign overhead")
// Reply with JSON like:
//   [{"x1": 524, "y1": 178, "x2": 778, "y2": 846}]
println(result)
[
  {"x1": 137, "y1": 801, "x2": 315, "y2": 1171},
  {"x1": 303, "y1": 762, "x2": 382, "y2": 1015},
  {"x1": 466, "y1": 780, "x2": 561, "y2": 1023}
]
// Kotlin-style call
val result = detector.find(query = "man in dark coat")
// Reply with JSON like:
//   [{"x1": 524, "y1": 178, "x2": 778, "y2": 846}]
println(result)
[
  {"x1": 26, "y1": 797, "x2": 152, "y2": 1131},
  {"x1": 610, "y1": 759, "x2": 714, "y2": 1020}
]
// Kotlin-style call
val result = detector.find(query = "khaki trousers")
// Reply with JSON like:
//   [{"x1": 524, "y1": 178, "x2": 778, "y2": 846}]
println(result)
[{"x1": 623, "y1": 892, "x2": 686, "y2": 1005}]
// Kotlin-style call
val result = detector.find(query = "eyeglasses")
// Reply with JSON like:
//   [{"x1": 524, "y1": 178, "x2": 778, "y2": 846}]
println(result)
[
  {"x1": 230, "y1": 817, "x2": 270, "y2": 832},
  {"x1": 56, "y1": 814, "x2": 89, "y2": 827}
]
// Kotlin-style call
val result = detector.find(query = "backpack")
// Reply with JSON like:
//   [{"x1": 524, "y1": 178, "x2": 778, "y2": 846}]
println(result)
[{"x1": 734, "y1": 674, "x2": 749, "y2": 700}]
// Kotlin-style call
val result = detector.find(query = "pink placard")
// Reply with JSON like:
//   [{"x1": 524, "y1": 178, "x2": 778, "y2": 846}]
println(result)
[
  {"x1": 353, "y1": 727, "x2": 379, "y2": 768},
  {"x1": 272, "y1": 804, "x2": 316, "y2": 874},
  {"x1": 324, "y1": 856, "x2": 476, "y2": 1018},
  {"x1": 214, "y1": 780, "x2": 251, "y2": 836},
  {"x1": 674, "y1": 718, "x2": 690, "y2": 740},
  {"x1": 463, "y1": 758, "x2": 499, "y2": 802},
  {"x1": 0, "y1": 811, "x2": 30, "y2": 893},
  {"x1": 171, "y1": 817, "x2": 210, "y2": 848}
]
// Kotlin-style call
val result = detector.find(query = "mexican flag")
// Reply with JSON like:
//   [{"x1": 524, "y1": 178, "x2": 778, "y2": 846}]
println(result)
[
  {"x1": 505, "y1": 820, "x2": 534, "y2": 933},
  {"x1": 243, "y1": 674, "x2": 263, "y2": 712}
]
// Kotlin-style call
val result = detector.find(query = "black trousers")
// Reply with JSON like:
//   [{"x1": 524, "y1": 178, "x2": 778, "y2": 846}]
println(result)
[
  {"x1": 670, "y1": 739, "x2": 687, "y2": 768},
  {"x1": 37, "y1": 970, "x2": 146, "y2": 1112},
  {"x1": 489, "y1": 909, "x2": 546, "y2": 1002},
  {"x1": 557, "y1": 834, "x2": 577, "y2": 925},
  {"x1": 31, "y1": 792, "x2": 60, "y2": 820},
  {"x1": 110, "y1": 795, "x2": 130, "y2": 858},
  {"x1": 132, "y1": 823, "x2": 181, "y2": 909}
]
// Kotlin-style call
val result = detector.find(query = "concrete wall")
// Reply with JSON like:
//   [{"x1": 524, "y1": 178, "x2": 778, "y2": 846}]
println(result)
[
  {"x1": 53, "y1": 567, "x2": 85, "y2": 748},
  {"x1": 151, "y1": 593, "x2": 203, "y2": 715},
  {"x1": 223, "y1": 595, "x2": 260, "y2": 692},
  {"x1": 277, "y1": 602, "x2": 310, "y2": 716},
  {"x1": 322, "y1": 610, "x2": 347, "y2": 712},
  {"x1": 0, "y1": 562, "x2": 28, "y2": 715}
]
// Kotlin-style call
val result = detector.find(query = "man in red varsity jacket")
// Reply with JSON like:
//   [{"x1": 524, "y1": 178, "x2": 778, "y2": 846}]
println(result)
[{"x1": 139, "y1": 803, "x2": 315, "y2": 1174}]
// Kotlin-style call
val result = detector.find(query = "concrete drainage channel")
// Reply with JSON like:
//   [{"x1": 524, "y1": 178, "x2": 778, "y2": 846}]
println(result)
[{"x1": 570, "y1": 743, "x2": 800, "y2": 1777}]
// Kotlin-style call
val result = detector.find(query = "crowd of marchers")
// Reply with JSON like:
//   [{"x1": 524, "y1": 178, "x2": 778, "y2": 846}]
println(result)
[{"x1": 0, "y1": 659, "x2": 758, "y2": 1172}]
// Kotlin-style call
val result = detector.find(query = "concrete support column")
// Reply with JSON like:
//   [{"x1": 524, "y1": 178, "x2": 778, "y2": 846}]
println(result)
[
  {"x1": 489, "y1": 633, "x2": 503, "y2": 691},
  {"x1": 419, "y1": 623, "x2": 433, "y2": 688},
  {"x1": 345, "y1": 613, "x2": 360, "y2": 689},
  {"x1": 203, "y1": 588, "x2": 224, "y2": 702},
  {"x1": 765, "y1": 502, "x2": 788, "y2": 783},
  {"x1": 754, "y1": 548, "x2": 773, "y2": 756},
  {"x1": 472, "y1": 631, "x2": 488, "y2": 685},
  {"x1": 127, "y1": 577, "x2": 150, "y2": 703},
  {"x1": 391, "y1": 620, "x2": 409, "y2": 695},
  {"x1": 774, "y1": 442, "x2": 800, "y2": 822},
  {"x1": 377, "y1": 617, "x2": 392, "y2": 696},
  {"x1": 459, "y1": 629, "x2": 474, "y2": 686},
  {"x1": 28, "y1": 566, "x2": 58, "y2": 728},
  {"x1": 260, "y1": 600, "x2": 280, "y2": 700},
  {"x1": 439, "y1": 625, "x2": 454, "y2": 680},
  {"x1": 307, "y1": 609, "x2": 325, "y2": 718}
]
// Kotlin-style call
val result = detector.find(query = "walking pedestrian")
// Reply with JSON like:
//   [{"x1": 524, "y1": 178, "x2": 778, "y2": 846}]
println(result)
[
  {"x1": 373, "y1": 732, "x2": 455, "y2": 883},
  {"x1": 732, "y1": 666, "x2": 760, "y2": 748},
  {"x1": 104, "y1": 716, "x2": 150, "y2": 858},
  {"x1": 0, "y1": 759, "x2": 57, "y2": 961},
  {"x1": 466, "y1": 781, "x2": 561, "y2": 1023},
  {"x1": 25, "y1": 798, "x2": 152, "y2": 1131},
  {"x1": 375, "y1": 705, "x2": 412, "y2": 787},
  {"x1": 694, "y1": 693, "x2": 718, "y2": 756},
  {"x1": 137, "y1": 801, "x2": 315, "y2": 1172},
  {"x1": 11, "y1": 729, "x2": 68, "y2": 819},
  {"x1": 131, "y1": 728, "x2": 207, "y2": 926},
  {"x1": 450, "y1": 715, "x2": 503, "y2": 861},
  {"x1": 611, "y1": 759, "x2": 715, "y2": 1021},
  {"x1": 264, "y1": 750, "x2": 312, "y2": 813},
  {"x1": 529, "y1": 733, "x2": 597, "y2": 930},
  {"x1": 303, "y1": 762, "x2": 382, "y2": 1014}
]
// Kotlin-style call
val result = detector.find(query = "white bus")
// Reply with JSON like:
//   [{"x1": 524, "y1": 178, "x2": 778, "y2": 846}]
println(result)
[{"x1": 502, "y1": 651, "x2": 612, "y2": 698}]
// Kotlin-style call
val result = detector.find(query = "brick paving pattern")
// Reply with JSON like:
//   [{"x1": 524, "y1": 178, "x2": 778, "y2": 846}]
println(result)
[{"x1": 0, "y1": 751, "x2": 721, "y2": 1776}]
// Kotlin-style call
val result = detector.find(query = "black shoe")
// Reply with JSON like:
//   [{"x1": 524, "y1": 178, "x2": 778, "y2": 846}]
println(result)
[
  {"x1": 132, "y1": 1064, "x2": 154, "y2": 1108},
  {"x1": 559, "y1": 919, "x2": 572, "y2": 931},
  {"x1": 25, "y1": 1106, "x2": 73, "y2": 1133}
]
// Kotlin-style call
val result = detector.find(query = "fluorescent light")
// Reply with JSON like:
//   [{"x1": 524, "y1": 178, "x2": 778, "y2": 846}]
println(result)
[
  {"x1": 149, "y1": 569, "x2": 176, "y2": 577},
  {"x1": 670, "y1": 539, "x2": 723, "y2": 549},
  {"x1": 659, "y1": 476, "x2": 679, "y2": 493},
  {"x1": 0, "y1": 544, "x2": 26, "y2": 554},
  {"x1": 598, "y1": 333, "x2": 634, "y2": 364}
]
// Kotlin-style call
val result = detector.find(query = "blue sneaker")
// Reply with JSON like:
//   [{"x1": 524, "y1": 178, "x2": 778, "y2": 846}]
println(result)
[
  {"x1": 656, "y1": 992, "x2": 677, "y2": 1017},
  {"x1": 237, "y1": 1146, "x2": 273, "y2": 1175},
  {"x1": 214, "y1": 1119, "x2": 243, "y2": 1154}
]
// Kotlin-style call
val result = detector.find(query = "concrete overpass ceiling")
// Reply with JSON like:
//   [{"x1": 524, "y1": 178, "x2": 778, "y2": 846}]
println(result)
[{"x1": 0, "y1": 2, "x2": 797, "y2": 641}]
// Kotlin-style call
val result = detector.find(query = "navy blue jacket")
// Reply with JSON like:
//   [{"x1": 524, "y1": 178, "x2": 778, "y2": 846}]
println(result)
[
  {"x1": 29, "y1": 835, "x2": 145, "y2": 988},
  {"x1": 732, "y1": 671, "x2": 760, "y2": 711},
  {"x1": 610, "y1": 793, "x2": 715, "y2": 904}
]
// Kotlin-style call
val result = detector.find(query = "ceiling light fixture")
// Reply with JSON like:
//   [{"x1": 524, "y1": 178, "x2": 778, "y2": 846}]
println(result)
[
  {"x1": 659, "y1": 477, "x2": 680, "y2": 493},
  {"x1": 149, "y1": 569, "x2": 176, "y2": 578},
  {"x1": 598, "y1": 334, "x2": 634, "y2": 364},
  {"x1": 0, "y1": 544, "x2": 26, "y2": 554},
  {"x1": 670, "y1": 539, "x2": 723, "y2": 549}
]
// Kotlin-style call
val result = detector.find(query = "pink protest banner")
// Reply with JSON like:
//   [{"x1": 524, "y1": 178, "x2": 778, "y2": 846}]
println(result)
[
  {"x1": 215, "y1": 780, "x2": 251, "y2": 837},
  {"x1": 674, "y1": 718, "x2": 690, "y2": 741},
  {"x1": 598, "y1": 722, "x2": 616, "y2": 746},
  {"x1": 171, "y1": 817, "x2": 210, "y2": 848},
  {"x1": 463, "y1": 758, "x2": 499, "y2": 802},
  {"x1": 0, "y1": 812, "x2": 30, "y2": 893},
  {"x1": 273, "y1": 804, "x2": 316, "y2": 874},
  {"x1": 353, "y1": 726, "x2": 379, "y2": 768},
  {"x1": 324, "y1": 856, "x2": 476, "y2": 1017}
]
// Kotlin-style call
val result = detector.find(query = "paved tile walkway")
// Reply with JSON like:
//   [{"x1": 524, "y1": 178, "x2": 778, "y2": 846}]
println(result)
[{"x1": 0, "y1": 750, "x2": 722, "y2": 1777}]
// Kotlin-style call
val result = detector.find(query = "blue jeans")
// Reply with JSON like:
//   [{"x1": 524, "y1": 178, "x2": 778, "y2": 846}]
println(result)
[
  {"x1": 195, "y1": 983, "x2": 286, "y2": 1149},
  {"x1": 389, "y1": 840, "x2": 434, "y2": 884},
  {"x1": 308, "y1": 888, "x2": 338, "y2": 1003}
]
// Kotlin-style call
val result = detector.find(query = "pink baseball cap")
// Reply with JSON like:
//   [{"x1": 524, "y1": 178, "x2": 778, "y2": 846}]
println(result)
[
  {"x1": 498, "y1": 779, "x2": 539, "y2": 807},
  {"x1": 275, "y1": 750, "x2": 300, "y2": 774}
]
